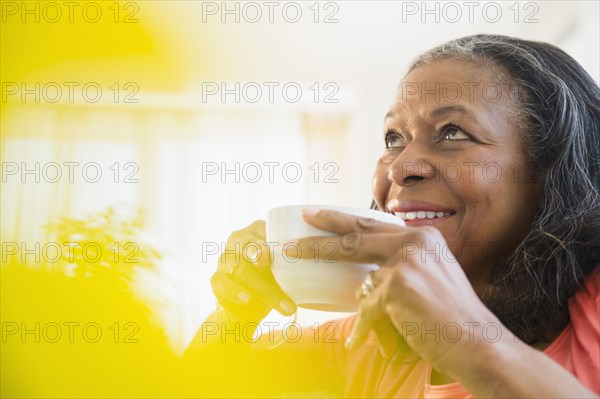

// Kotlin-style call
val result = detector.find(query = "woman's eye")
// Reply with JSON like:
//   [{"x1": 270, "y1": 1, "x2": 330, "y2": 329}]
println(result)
[
  {"x1": 441, "y1": 124, "x2": 470, "y2": 141},
  {"x1": 385, "y1": 131, "x2": 403, "y2": 148}
]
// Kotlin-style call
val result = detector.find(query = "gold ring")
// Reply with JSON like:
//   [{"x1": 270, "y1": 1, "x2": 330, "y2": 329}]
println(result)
[{"x1": 357, "y1": 272, "x2": 376, "y2": 301}]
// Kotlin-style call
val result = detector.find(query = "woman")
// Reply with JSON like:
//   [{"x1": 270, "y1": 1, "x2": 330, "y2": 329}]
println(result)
[{"x1": 186, "y1": 34, "x2": 600, "y2": 398}]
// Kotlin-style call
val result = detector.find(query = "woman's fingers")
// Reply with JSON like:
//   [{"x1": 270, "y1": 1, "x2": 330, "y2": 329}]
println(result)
[
  {"x1": 223, "y1": 225, "x2": 296, "y2": 315},
  {"x1": 286, "y1": 232, "x2": 407, "y2": 265},
  {"x1": 345, "y1": 280, "x2": 387, "y2": 350},
  {"x1": 372, "y1": 318, "x2": 400, "y2": 359},
  {"x1": 287, "y1": 226, "x2": 446, "y2": 268},
  {"x1": 219, "y1": 233, "x2": 270, "y2": 272},
  {"x1": 211, "y1": 272, "x2": 272, "y2": 322},
  {"x1": 302, "y1": 209, "x2": 404, "y2": 235},
  {"x1": 221, "y1": 262, "x2": 297, "y2": 316},
  {"x1": 295, "y1": 210, "x2": 443, "y2": 267},
  {"x1": 210, "y1": 219, "x2": 299, "y2": 323},
  {"x1": 211, "y1": 271, "x2": 255, "y2": 306},
  {"x1": 345, "y1": 269, "x2": 418, "y2": 362}
]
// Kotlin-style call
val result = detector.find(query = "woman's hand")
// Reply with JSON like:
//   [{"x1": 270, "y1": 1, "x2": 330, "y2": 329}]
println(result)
[
  {"x1": 286, "y1": 209, "x2": 495, "y2": 373},
  {"x1": 210, "y1": 220, "x2": 297, "y2": 325}
]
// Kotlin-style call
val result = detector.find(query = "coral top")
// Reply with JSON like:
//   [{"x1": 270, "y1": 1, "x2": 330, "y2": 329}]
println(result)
[{"x1": 318, "y1": 267, "x2": 600, "y2": 398}]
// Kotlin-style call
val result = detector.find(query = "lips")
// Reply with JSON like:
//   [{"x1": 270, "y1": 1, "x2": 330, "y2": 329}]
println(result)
[{"x1": 387, "y1": 199, "x2": 456, "y2": 225}]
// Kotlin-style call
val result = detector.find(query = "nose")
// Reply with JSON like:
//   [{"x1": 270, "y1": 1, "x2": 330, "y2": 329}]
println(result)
[{"x1": 387, "y1": 141, "x2": 436, "y2": 187}]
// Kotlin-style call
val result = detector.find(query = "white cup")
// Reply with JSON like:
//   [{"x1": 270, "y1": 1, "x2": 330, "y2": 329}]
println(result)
[{"x1": 266, "y1": 205, "x2": 405, "y2": 312}]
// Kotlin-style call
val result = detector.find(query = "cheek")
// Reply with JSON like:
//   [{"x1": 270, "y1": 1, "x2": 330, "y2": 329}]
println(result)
[
  {"x1": 453, "y1": 162, "x2": 537, "y2": 243},
  {"x1": 456, "y1": 163, "x2": 517, "y2": 218},
  {"x1": 442, "y1": 171, "x2": 515, "y2": 277}
]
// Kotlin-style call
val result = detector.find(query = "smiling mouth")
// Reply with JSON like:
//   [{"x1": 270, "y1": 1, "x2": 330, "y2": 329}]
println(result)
[{"x1": 394, "y1": 211, "x2": 454, "y2": 221}]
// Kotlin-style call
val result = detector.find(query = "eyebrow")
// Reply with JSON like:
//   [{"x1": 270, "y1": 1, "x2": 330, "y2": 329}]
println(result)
[
  {"x1": 384, "y1": 110, "x2": 397, "y2": 120},
  {"x1": 429, "y1": 105, "x2": 476, "y2": 120},
  {"x1": 384, "y1": 105, "x2": 479, "y2": 123}
]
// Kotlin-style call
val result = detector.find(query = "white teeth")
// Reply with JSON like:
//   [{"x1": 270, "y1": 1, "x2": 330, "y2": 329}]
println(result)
[{"x1": 394, "y1": 211, "x2": 452, "y2": 221}]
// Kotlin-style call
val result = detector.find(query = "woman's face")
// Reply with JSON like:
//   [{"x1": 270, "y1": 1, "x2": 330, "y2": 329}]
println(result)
[{"x1": 373, "y1": 59, "x2": 540, "y2": 291}]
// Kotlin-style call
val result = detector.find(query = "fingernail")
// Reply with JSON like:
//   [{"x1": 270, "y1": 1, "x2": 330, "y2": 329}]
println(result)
[
  {"x1": 302, "y1": 208, "x2": 319, "y2": 217},
  {"x1": 237, "y1": 291, "x2": 251, "y2": 303},
  {"x1": 279, "y1": 299, "x2": 296, "y2": 315},
  {"x1": 345, "y1": 337, "x2": 353, "y2": 349},
  {"x1": 247, "y1": 246, "x2": 261, "y2": 263}
]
